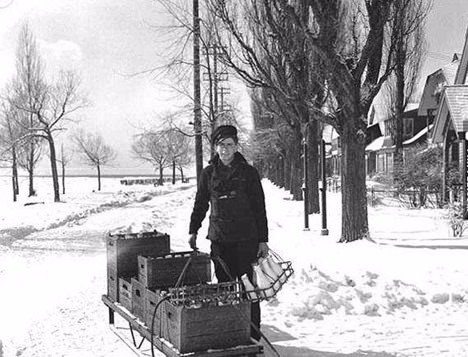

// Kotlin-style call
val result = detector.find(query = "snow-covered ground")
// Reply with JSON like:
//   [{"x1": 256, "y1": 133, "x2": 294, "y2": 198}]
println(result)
[{"x1": 0, "y1": 175, "x2": 467, "y2": 357}]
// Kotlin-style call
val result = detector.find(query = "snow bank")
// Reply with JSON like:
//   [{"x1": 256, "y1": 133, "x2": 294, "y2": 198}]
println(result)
[{"x1": 0, "y1": 176, "x2": 467, "y2": 356}]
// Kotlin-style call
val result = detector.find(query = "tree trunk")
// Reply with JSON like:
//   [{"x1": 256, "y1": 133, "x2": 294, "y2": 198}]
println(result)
[
  {"x1": 62, "y1": 161, "x2": 66, "y2": 195},
  {"x1": 278, "y1": 155, "x2": 285, "y2": 188},
  {"x1": 47, "y1": 133, "x2": 60, "y2": 202},
  {"x1": 28, "y1": 140, "x2": 35, "y2": 196},
  {"x1": 159, "y1": 164, "x2": 164, "y2": 185},
  {"x1": 12, "y1": 146, "x2": 17, "y2": 202},
  {"x1": 178, "y1": 166, "x2": 185, "y2": 182},
  {"x1": 275, "y1": 159, "x2": 283, "y2": 187},
  {"x1": 291, "y1": 154, "x2": 303, "y2": 200},
  {"x1": 172, "y1": 160, "x2": 176, "y2": 184},
  {"x1": 339, "y1": 119, "x2": 369, "y2": 242},
  {"x1": 284, "y1": 153, "x2": 291, "y2": 192},
  {"x1": 393, "y1": 39, "x2": 405, "y2": 188},
  {"x1": 307, "y1": 121, "x2": 320, "y2": 214},
  {"x1": 97, "y1": 164, "x2": 101, "y2": 191}
]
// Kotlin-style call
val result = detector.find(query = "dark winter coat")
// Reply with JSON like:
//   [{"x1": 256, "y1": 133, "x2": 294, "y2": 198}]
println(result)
[{"x1": 189, "y1": 152, "x2": 268, "y2": 243}]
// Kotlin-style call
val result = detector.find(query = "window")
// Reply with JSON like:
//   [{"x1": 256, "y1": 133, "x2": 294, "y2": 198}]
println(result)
[
  {"x1": 377, "y1": 153, "x2": 385, "y2": 173},
  {"x1": 403, "y1": 118, "x2": 414, "y2": 138},
  {"x1": 386, "y1": 153, "x2": 394, "y2": 174}
]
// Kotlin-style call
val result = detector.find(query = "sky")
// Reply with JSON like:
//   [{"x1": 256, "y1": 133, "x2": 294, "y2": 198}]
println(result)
[{"x1": 0, "y1": 0, "x2": 468, "y2": 175}]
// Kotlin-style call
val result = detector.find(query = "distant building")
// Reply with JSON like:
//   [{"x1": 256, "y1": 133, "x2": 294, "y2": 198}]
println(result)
[
  {"x1": 431, "y1": 26, "x2": 468, "y2": 212},
  {"x1": 324, "y1": 49, "x2": 463, "y2": 184}
]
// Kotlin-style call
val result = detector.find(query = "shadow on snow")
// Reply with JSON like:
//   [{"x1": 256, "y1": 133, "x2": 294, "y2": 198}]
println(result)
[{"x1": 262, "y1": 324, "x2": 399, "y2": 357}]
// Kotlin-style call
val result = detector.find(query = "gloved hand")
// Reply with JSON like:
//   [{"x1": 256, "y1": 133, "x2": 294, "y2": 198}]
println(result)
[
  {"x1": 188, "y1": 233, "x2": 198, "y2": 250},
  {"x1": 257, "y1": 242, "x2": 269, "y2": 259}
]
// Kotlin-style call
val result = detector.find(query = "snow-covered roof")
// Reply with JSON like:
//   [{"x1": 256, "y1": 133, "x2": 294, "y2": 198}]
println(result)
[
  {"x1": 403, "y1": 125, "x2": 433, "y2": 146},
  {"x1": 418, "y1": 59, "x2": 459, "y2": 116},
  {"x1": 365, "y1": 136, "x2": 393, "y2": 152},
  {"x1": 433, "y1": 85, "x2": 468, "y2": 141}
]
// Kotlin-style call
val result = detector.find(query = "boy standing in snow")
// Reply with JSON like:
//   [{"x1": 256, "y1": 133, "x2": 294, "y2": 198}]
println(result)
[{"x1": 188, "y1": 124, "x2": 269, "y2": 341}]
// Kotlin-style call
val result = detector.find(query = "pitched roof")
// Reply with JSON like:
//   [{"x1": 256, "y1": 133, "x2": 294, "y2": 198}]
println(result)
[
  {"x1": 365, "y1": 136, "x2": 394, "y2": 152},
  {"x1": 418, "y1": 59, "x2": 459, "y2": 115},
  {"x1": 443, "y1": 85, "x2": 468, "y2": 131},
  {"x1": 444, "y1": 60, "x2": 460, "y2": 85},
  {"x1": 454, "y1": 26, "x2": 468, "y2": 84},
  {"x1": 403, "y1": 125, "x2": 433, "y2": 146},
  {"x1": 432, "y1": 26, "x2": 468, "y2": 143},
  {"x1": 432, "y1": 85, "x2": 468, "y2": 143}
]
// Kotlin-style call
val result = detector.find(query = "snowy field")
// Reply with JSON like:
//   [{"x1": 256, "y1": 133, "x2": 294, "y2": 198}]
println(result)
[{"x1": 0, "y1": 175, "x2": 467, "y2": 357}]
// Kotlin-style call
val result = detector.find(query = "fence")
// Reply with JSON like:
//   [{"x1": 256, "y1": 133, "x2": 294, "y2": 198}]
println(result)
[
  {"x1": 325, "y1": 177, "x2": 441, "y2": 208},
  {"x1": 368, "y1": 187, "x2": 441, "y2": 208}
]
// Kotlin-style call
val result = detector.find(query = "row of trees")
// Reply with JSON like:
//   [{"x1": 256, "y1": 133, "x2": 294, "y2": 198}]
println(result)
[
  {"x1": 131, "y1": 120, "x2": 193, "y2": 184},
  {"x1": 198, "y1": 0, "x2": 432, "y2": 242},
  {"x1": 145, "y1": 0, "x2": 432, "y2": 242},
  {"x1": 0, "y1": 25, "x2": 116, "y2": 201}
]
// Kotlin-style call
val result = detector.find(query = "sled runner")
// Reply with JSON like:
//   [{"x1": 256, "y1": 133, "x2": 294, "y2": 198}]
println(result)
[{"x1": 102, "y1": 294, "x2": 264, "y2": 357}]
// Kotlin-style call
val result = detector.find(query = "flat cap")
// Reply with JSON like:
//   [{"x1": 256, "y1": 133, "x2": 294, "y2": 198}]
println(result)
[{"x1": 211, "y1": 124, "x2": 238, "y2": 144}]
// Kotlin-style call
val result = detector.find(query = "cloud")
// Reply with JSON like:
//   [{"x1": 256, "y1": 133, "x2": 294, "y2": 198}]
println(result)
[{"x1": 39, "y1": 39, "x2": 83, "y2": 74}]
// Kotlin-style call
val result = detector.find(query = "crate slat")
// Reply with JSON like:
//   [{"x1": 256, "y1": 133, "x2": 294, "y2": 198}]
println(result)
[
  {"x1": 145, "y1": 289, "x2": 251, "y2": 354},
  {"x1": 138, "y1": 251, "x2": 211, "y2": 289},
  {"x1": 131, "y1": 277, "x2": 146, "y2": 321},
  {"x1": 106, "y1": 231, "x2": 170, "y2": 301},
  {"x1": 118, "y1": 276, "x2": 133, "y2": 311}
]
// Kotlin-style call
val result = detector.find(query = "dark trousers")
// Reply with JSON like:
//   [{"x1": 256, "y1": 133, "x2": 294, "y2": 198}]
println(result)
[{"x1": 210, "y1": 240, "x2": 261, "y2": 340}]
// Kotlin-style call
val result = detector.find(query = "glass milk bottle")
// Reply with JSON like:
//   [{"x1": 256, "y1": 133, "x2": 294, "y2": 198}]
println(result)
[
  {"x1": 253, "y1": 263, "x2": 275, "y2": 299},
  {"x1": 241, "y1": 274, "x2": 258, "y2": 301},
  {"x1": 259, "y1": 257, "x2": 281, "y2": 290}
]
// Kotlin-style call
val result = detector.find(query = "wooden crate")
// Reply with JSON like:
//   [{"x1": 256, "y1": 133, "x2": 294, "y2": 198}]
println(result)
[
  {"x1": 149, "y1": 298, "x2": 252, "y2": 353},
  {"x1": 144, "y1": 287, "x2": 165, "y2": 329},
  {"x1": 138, "y1": 251, "x2": 211, "y2": 289},
  {"x1": 118, "y1": 276, "x2": 132, "y2": 312},
  {"x1": 106, "y1": 231, "x2": 170, "y2": 301},
  {"x1": 107, "y1": 268, "x2": 118, "y2": 301},
  {"x1": 131, "y1": 277, "x2": 146, "y2": 321}
]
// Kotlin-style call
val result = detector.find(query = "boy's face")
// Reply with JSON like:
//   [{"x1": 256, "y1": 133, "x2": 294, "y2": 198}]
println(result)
[{"x1": 216, "y1": 137, "x2": 238, "y2": 164}]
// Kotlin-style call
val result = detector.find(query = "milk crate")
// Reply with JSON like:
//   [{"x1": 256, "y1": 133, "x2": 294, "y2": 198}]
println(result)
[
  {"x1": 106, "y1": 231, "x2": 170, "y2": 301},
  {"x1": 118, "y1": 276, "x2": 132, "y2": 312},
  {"x1": 138, "y1": 251, "x2": 211, "y2": 289},
  {"x1": 144, "y1": 287, "x2": 165, "y2": 329},
  {"x1": 131, "y1": 277, "x2": 146, "y2": 321},
  {"x1": 146, "y1": 288, "x2": 251, "y2": 353}
]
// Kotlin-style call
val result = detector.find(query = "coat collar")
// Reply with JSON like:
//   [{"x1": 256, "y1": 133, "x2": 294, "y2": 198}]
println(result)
[{"x1": 211, "y1": 152, "x2": 248, "y2": 168}]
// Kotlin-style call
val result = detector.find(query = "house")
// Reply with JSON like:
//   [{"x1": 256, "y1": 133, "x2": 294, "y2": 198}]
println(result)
[
  {"x1": 418, "y1": 53, "x2": 460, "y2": 121},
  {"x1": 324, "y1": 53, "x2": 460, "y2": 181},
  {"x1": 363, "y1": 52, "x2": 462, "y2": 178},
  {"x1": 365, "y1": 103, "x2": 430, "y2": 177},
  {"x1": 323, "y1": 124, "x2": 340, "y2": 177},
  {"x1": 325, "y1": 102, "x2": 432, "y2": 178},
  {"x1": 431, "y1": 26, "x2": 468, "y2": 211}
]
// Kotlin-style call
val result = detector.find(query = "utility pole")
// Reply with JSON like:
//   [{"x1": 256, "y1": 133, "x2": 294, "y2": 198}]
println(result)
[
  {"x1": 203, "y1": 43, "x2": 230, "y2": 157},
  {"x1": 320, "y1": 139, "x2": 329, "y2": 235},
  {"x1": 303, "y1": 137, "x2": 310, "y2": 231},
  {"x1": 193, "y1": 0, "x2": 203, "y2": 183}
]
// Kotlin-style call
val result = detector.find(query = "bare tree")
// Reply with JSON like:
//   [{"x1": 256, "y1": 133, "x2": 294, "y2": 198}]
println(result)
[
  {"x1": 147, "y1": 1, "x2": 251, "y2": 173},
  {"x1": 9, "y1": 25, "x2": 87, "y2": 202},
  {"x1": 0, "y1": 100, "x2": 23, "y2": 201},
  {"x1": 11, "y1": 70, "x2": 86, "y2": 201},
  {"x1": 289, "y1": 0, "x2": 431, "y2": 242},
  {"x1": 210, "y1": 0, "x2": 430, "y2": 242},
  {"x1": 164, "y1": 127, "x2": 193, "y2": 183},
  {"x1": 132, "y1": 130, "x2": 171, "y2": 185},
  {"x1": 56, "y1": 142, "x2": 72, "y2": 195},
  {"x1": 385, "y1": 0, "x2": 431, "y2": 186},
  {"x1": 207, "y1": 1, "x2": 324, "y2": 210},
  {"x1": 14, "y1": 23, "x2": 44, "y2": 197},
  {"x1": 73, "y1": 130, "x2": 116, "y2": 191}
]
